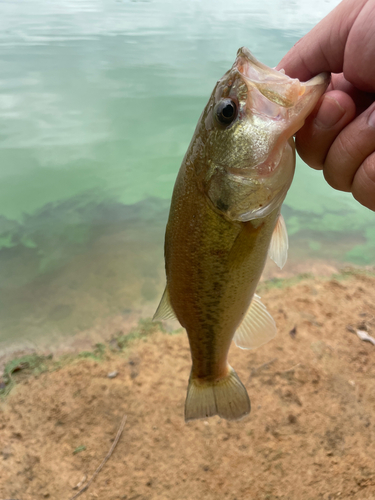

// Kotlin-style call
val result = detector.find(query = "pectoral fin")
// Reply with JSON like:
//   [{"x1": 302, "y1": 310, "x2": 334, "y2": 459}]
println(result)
[
  {"x1": 153, "y1": 286, "x2": 178, "y2": 321},
  {"x1": 233, "y1": 294, "x2": 276, "y2": 350},
  {"x1": 268, "y1": 213, "x2": 288, "y2": 269}
]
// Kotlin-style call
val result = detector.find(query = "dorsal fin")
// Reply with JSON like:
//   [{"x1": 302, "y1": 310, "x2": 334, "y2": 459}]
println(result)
[
  {"x1": 233, "y1": 294, "x2": 276, "y2": 350},
  {"x1": 153, "y1": 286, "x2": 178, "y2": 321},
  {"x1": 268, "y1": 213, "x2": 288, "y2": 269}
]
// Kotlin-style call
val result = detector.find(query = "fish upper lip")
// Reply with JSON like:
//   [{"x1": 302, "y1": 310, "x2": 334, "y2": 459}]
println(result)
[
  {"x1": 235, "y1": 46, "x2": 330, "y2": 89},
  {"x1": 233, "y1": 47, "x2": 330, "y2": 117}
]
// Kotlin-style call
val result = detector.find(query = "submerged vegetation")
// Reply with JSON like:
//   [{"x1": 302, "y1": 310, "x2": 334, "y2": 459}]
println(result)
[
  {"x1": 0, "y1": 318, "x2": 173, "y2": 398},
  {"x1": 0, "y1": 353, "x2": 52, "y2": 397},
  {"x1": 114, "y1": 318, "x2": 166, "y2": 350}
]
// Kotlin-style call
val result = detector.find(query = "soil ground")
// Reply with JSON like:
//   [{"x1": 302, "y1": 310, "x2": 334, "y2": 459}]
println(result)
[{"x1": 1, "y1": 269, "x2": 375, "y2": 500}]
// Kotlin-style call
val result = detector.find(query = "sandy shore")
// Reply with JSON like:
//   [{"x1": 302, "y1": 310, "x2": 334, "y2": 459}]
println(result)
[{"x1": 1, "y1": 268, "x2": 375, "y2": 499}]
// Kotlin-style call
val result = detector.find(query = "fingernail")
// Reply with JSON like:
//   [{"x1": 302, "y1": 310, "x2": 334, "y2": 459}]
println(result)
[
  {"x1": 368, "y1": 107, "x2": 375, "y2": 129},
  {"x1": 315, "y1": 96, "x2": 345, "y2": 129}
]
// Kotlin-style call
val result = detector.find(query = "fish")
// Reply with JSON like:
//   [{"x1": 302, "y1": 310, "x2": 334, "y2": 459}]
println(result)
[{"x1": 154, "y1": 47, "x2": 329, "y2": 422}]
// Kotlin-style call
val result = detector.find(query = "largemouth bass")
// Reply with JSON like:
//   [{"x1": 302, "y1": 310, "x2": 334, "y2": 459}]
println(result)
[{"x1": 154, "y1": 48, "x2": 329, "y2": 422}]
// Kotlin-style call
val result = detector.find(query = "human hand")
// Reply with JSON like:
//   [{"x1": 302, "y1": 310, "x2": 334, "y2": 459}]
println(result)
[{"x1": 277, "y1": 0, "x2": 375, "y2": 211}]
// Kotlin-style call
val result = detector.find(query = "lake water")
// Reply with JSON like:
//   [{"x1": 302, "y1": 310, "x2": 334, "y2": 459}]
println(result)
[{"x1": 0, "y1": 0, "x2": 373, "y2": 352}]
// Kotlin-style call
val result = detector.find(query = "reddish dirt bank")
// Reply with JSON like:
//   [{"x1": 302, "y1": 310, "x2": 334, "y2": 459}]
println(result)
[{"x1": 1, "y1": 271, "x2": 375, "y2": 500}]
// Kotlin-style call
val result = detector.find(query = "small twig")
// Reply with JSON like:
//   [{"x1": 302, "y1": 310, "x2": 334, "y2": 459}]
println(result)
[
  {"x1": 72, "y1": 475, "x2": 87, "y2": 490},
  {"x1": 249, "y1": 358, "x2": 277, "y2": 380},
  {"x1": 69, "y1": 414, "x2": 127, "y2": 500},
  {"x1": 280, "y1": 363, "x2": 301, "y2": 373}
]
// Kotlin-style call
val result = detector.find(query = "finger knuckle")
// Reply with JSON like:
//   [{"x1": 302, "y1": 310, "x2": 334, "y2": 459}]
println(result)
[
  {"x1": 352, "y1": 154, "x2": 375, "y2": 211},
  {"x1": 324, "y1": 133, "x2": 361, "y2": 191}
]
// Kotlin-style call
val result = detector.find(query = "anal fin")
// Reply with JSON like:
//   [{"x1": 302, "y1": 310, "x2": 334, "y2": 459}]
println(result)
[{"x1": 233, "y1": 294, "x2": 276, "y2": 350}]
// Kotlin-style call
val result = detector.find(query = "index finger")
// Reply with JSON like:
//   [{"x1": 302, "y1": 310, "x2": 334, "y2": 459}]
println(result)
[{"x1": 277, "y1": 0, "x2": 368, "y2": 81}]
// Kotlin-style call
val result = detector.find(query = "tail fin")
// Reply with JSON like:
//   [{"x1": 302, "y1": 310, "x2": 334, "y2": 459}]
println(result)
[{"x1": 185, "y1": 366, "x2": 250, "y2": 422}]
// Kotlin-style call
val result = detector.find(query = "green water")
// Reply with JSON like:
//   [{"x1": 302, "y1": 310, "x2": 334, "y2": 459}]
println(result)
[{"x1": 0, "y1": 0, "x2": 373, "y2": 350}]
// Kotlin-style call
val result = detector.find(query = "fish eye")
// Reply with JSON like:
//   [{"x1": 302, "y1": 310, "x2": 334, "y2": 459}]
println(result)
[{"x1": 215, "y1": 99, "x2": 237, "y2": 125}]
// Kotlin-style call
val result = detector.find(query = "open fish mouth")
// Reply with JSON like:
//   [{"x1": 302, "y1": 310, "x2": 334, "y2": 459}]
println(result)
[
  {"x1": 235, "y1": 47, "x2": 305, "y2": 109},
  {"x1": 234, "y1": 46, "x2": 330, "y2": 136}
]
